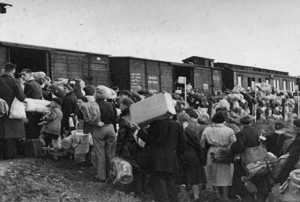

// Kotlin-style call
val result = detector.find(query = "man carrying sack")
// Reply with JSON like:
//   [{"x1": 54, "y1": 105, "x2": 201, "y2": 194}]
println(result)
[{"x1": 0, "y1": 63, "x2": 26, "y2": 159}]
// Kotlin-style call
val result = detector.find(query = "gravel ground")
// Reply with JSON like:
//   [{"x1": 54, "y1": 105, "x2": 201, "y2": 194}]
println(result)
[{"x1": 0, "y1": 157, "x2": 283, "y2": 202}]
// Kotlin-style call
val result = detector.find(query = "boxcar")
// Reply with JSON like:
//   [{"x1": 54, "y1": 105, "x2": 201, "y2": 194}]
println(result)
[{"x1": 0, "y1": 41, "x2": 110, "y2": 87}]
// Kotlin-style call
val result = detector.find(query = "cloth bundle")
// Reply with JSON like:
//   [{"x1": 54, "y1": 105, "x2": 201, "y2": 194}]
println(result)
[
  {"x1": 111, "y1": 157, "x2": 133, "y2": 184},
  {"x1": 280, "y1": 169, "x2": 300, "y2": 202},
  {"x1": 25, "y1": 98, "x2": 51, "y2": 113},
  {"x1": 61, "y1": 130, "x2": 93, "y2": 162}
]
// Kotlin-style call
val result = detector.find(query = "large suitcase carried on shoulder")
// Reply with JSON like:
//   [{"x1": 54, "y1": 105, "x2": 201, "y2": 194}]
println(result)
[{"x1": 130, "y1": 92, "x2": 176, "y2": 126}]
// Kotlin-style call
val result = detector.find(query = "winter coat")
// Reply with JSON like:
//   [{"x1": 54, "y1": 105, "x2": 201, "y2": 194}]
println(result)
[
  {"x1": 277, "y1": 133, "x2": 300, "y2": 184},
  {"x1": 42, "y1": 106, "x2": 63, "y2": 136},
  {"x1": 24, "y1": 79, "x2": 43, "y2": 99},
  {"x1": 61, "y1": 92, "x2": 78, "y2": 131},
  {"x1": 0, "y1": 74, "x2": 26, "y2": 139},
  {"x1": 137, "y1": 119, "x2": 186, "y2": 174}
]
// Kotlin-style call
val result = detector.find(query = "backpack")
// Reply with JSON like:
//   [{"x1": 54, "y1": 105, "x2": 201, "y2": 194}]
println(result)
[
  {"x1": 241, "y1": 144, "x2": 275, "y2": 177},
  {"x1": 0, "y1": 98, "x2": 9, "y2": 118},
  {"x1": 82, "y1": 101, "x2": 101, "y2": 126}
]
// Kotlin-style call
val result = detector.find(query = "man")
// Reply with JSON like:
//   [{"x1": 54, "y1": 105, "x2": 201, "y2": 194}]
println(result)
[
  {"x1": 93, "y1": 86, "x2": 117, "y2": 182},
  {"x1": 0, "y1": 63, "x2": 26, "y2": 159},
  {"x1": 61, "y1": 83, "x2": 78, "y2": 136},
  {"x1": 21, "y1": 68, "x2": 43, "y2": 139},
  {"x1": 137, "y1": 117, "x2": 186, "y2": 202}
]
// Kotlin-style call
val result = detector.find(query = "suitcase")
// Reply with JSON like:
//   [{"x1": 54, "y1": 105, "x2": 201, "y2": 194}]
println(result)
[{"x1": 130, "y1": 92, "x2": 176, "y2": 125}]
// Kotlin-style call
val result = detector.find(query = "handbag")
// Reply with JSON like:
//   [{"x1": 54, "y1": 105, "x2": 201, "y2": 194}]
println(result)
[
  {"x1": 9, "y1": 97, "x2": 26, "y2": 119},
  {"x1": 211, "y1": 147, "x2": 234, "y2": 163}
]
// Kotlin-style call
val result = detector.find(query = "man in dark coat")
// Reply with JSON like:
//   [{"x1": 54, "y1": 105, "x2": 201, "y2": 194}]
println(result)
[
  {"x1": 61, "y1": 83, "x2": 78, "y2": 136},
  {"x1": 137, "y1": 118, "x2": 186, "y2": 202},
  {"x1": 231, "y1": 115, "x2": 272, "y2": 202},
  {"x1": 21, "y1": 68, "x2": 43, "y2": 139},
  {"x1": 0, "y1": 63, "x2": 26, "y2": 159}
]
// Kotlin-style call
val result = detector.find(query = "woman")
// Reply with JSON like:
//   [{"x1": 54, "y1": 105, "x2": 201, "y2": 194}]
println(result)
[
  {"x1": 116, "y1": 97, "x2": 144, "y2": 193},
  {"x1": 231, "y1": 115, "x2": 272, "y2": 202},
  {"x1": 200, "y1": 111, "x2": 236, "y2": 201},
  {"x1": 177, "y1": 109, "x2": 206, "y2": 202}
]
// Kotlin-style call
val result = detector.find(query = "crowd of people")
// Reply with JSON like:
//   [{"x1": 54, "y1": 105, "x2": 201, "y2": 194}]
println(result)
[{"x1": 1, "y1": 62, "x2": 300, "y2": 202}]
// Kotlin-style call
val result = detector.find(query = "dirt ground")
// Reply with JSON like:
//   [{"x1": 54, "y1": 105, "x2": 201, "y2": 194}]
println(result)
[{"x1": 0, "y1": 156, "x2": 283, "y2": 202}]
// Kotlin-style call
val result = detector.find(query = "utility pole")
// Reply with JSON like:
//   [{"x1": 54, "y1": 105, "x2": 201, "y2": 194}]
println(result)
[{"x1": 0, "y1": 2, "x2": 12, "y2": 14}]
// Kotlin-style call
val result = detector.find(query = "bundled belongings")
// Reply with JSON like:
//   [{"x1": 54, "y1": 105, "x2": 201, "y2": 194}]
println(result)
[
  {"x1": 0, "y1": 98, "x2": 9, "y2": 118},
  {"x1": 280, "y1": 169, "x2": 300, "y2": 202},
  {"x1": 130, "y1": 92, "x2": 176, "y2": 125},
  {"x1": 61, "y1": 130, "x2": 93, "y2": 163},
  {"x1": 25, "y1": 98, "x2": 51, "y2": 113},
  {"x1": 9, "y1": 97, "x2": 26, "y2": 119},
  {"x1": 80, "y1": 101, "x2": 102, "y2": 126},
  {"x1": 110, "y1": 157, "x2": 133, "y2": 184},
  {"x1": 241, "y1": 143, "x2": 277, "y2": 177}
]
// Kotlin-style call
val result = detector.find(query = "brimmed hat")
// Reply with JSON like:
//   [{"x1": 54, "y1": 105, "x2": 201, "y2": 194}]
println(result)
[{"x1": 240, "y1": 115, "x2": 254, "y2": 125}]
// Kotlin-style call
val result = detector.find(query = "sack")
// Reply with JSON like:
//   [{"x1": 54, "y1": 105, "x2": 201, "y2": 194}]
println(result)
[
  {"x1": 83, "y1": 102, "x2": 101, "y2": 126},
  {"x1": 0, "y1": 98, "x2": 9, "y2": 118},
  {"x1": 9, "y1": 98, "x2": 26, "y2": 119},
  {"x1": 111, "y1": 157, "x2": 133, "y2": 184},
  {"x1": 211, "y1": 148, "x2": 234, "y2": 163},
  {"x1": 281, "y1": 169, "x2": 300, "y2": 202},
  {"x1": 25, "y1": 98, "x2": 51, "y2": 113},
  {"x1": 241, "y1": 144, "x2": 272, "y2": 177}
]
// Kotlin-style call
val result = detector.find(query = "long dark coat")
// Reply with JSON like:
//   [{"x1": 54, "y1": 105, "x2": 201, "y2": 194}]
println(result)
[
  {"x1": 116, "y1": 109, "x2": 143, "y2": 168},
  {"x1": 231, "y1": 125, "x2": 272, "y2": 199},
  {"x1": 0, "y1": 74, "x2": 26, "y2": 139},
  {"x1": 137, "y1": 119, "x2": 186, "y2": 174},
  {"x1": 61, "y1": 92, "x2": 78, "y2": 132},
  {"x1": 179, "y1": 126, "x2": 206, "y2": 185}
]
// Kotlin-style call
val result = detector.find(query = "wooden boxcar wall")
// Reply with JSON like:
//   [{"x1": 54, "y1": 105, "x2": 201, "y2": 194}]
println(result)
[
  {"x1": 50, "y1": 51, "x2": 110, "y2": 87},
  {"x1": 110, "y1": 57, "x2": 173, "y2": 92},
  {"x1": 0, "y1": 46, "x2": 7, "y2": 74},
  {"x1": 194, "y1": 67, "x2": 212, "y2": 96},
  {"x1": 129, "y1": 58, "x2": 173, "y2": 93},
  {"x1": 145, "y1": 60, "x2": 160, "y2": 93},
  {"x1": 160, "y1": 62, "x2": 173, "y2": 92},
  {"x1": 212, "y1": 69, "x2": 223, "y2": 93}
]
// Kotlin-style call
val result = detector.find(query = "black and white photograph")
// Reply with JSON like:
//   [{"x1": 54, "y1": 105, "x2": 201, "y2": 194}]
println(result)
[{"x1": 1, "y1": 0, "x2": 300, "y2": 201}]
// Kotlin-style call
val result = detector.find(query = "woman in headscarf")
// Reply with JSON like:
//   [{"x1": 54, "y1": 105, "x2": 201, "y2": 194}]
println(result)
[{"x1": 200, "y1": 111, "x2": 236, "y2": 201}]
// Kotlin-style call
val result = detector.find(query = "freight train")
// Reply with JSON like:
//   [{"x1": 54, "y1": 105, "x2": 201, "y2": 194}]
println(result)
[{"x1": 0, "y1": 41, "x2": 297, "y2": 96}]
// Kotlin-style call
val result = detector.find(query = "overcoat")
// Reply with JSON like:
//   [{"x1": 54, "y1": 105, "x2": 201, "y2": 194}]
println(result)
[
  {"x1": 137, "y1": 119, "x2": 186, "y2": 174},
  {"x1": 0, "y1": 74, "x2": 26, "y2": 139}
]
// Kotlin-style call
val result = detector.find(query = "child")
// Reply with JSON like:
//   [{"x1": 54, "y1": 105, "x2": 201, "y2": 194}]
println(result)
[{"x1": 39, "y1": 98, "x2": 63, "y2": 149}]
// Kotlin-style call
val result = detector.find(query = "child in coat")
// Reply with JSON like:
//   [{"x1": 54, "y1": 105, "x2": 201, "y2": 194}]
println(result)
[{"x1": 39, "y1": 98, "x2": 63, "y2": 149}]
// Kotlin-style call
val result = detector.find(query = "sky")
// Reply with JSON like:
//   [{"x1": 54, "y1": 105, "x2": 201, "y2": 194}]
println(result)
[{"x1": 0, "y1": 0, "x2": 300, "y2": 76}]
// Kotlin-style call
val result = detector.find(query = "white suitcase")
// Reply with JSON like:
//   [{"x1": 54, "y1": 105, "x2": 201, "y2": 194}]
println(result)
[{"x1": 130, "y1": 92, "x2": 176, "y2": 125}]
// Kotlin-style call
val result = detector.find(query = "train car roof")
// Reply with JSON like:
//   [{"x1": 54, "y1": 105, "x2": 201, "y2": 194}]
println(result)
[{"x1": 0, "y1": 41, "x2": 110, "y2": 56}]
